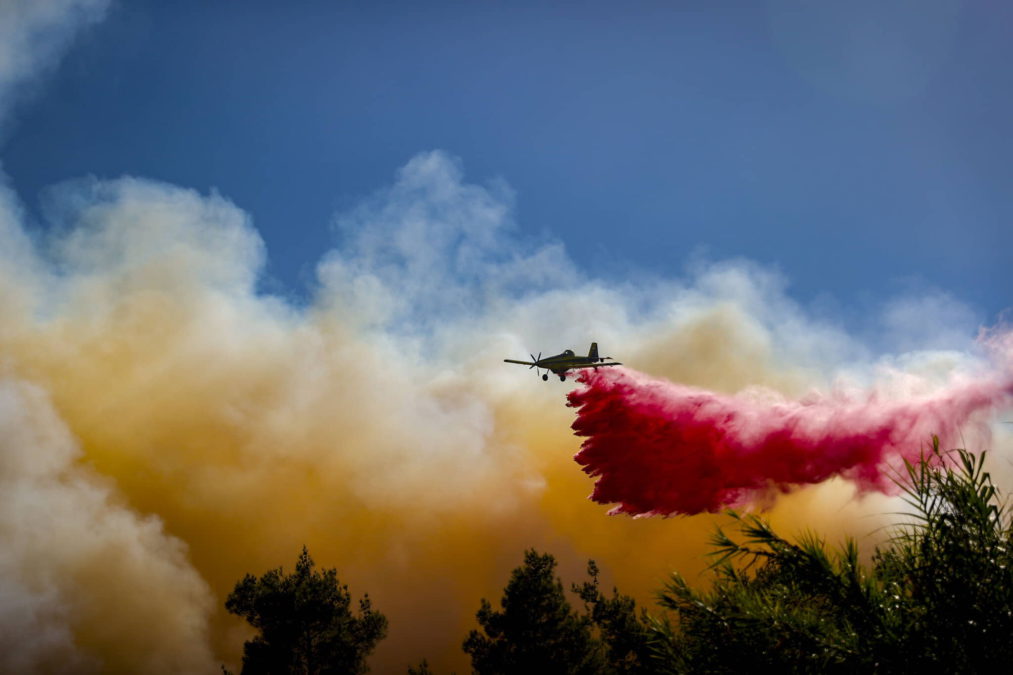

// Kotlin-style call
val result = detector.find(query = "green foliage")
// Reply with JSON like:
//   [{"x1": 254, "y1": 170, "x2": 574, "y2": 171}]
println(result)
[
  {"x1": 572, "y1": 560, "x2": 655, "y2": 674},
  {"x1": 656, "y1": 513, "x2": 889, "y2": 673},
  {"x1": 653, "y1": 438, "x2": 1013, "y2": 673},
  {"x1": 464, "y1": 549, "x2": 603, "y2": 674},
  {"x1": 464, "y1": 549, "x2": 655, "y2": 675},
  {"x1": 226, "y1": 546, "x2": 388, "y2": 675},
  {"x1": 876, "y1": 438, "x2": 1013, "y2": 671}
]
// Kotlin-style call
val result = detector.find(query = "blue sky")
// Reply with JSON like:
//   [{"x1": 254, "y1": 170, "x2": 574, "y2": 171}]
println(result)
[{"x1": 3, "y1": 0, "x2": 1010, "y2": 318}]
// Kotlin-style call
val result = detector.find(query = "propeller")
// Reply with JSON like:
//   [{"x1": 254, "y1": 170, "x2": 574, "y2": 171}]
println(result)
[{"x1": 530, "y1": 352, "x2": 541, "y2": 377}]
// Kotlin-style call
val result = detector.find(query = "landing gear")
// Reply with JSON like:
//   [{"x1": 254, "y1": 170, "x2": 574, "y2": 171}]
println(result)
[
  {"x1": 559, "y1": 374, "x2": 566, "y2": 382},
  {"x1": 542, "y1": 373, "x2": 548, "y2": 381}
]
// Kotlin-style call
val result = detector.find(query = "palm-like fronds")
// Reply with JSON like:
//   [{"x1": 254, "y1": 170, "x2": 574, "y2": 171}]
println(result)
[{"x1": 652, "y1": 437, "x2": 1013, "y2": 673}]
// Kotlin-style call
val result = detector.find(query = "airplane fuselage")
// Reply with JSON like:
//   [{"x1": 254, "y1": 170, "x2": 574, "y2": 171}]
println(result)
[
  {"x1": 534, "y1": 350, "x2": 597, "y2": 372},
  {"x1": 504, "y1": 343, "x2": 621, "y2": 381}
]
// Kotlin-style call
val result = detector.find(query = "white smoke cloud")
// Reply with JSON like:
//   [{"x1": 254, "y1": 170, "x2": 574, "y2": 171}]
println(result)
[
  {"x1": 0, "y1": 378, "x2": 215, "y2": 673},
  {"x1": 320, "y1": 150, "x2": 576, "y2": 331},
  {"x1": 880, "y1": 288, "x2": 984, "y2": 353},
  {"x1": 0, "y1": 0, "x2": 110, "y2": 131}
]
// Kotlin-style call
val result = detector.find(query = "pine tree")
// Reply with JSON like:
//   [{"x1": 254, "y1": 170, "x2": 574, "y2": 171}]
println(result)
[
  {"x1": 226, "y1": 547, "x2": 387, "y2": 674},
  {"x1": 463, "y1": 549, "x2": 604, "y2": 674}
]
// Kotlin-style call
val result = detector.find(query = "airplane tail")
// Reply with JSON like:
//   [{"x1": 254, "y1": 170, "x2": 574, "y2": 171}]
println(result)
[{"x1": 588, "y1": 342, "x2": 599, "y2": 360}]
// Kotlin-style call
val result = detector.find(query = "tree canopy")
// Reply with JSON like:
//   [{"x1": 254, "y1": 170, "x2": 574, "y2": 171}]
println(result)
[
  {"x1": 464, "y1": 549, "x2": 604, "y2": 674},
  {"x1": 463, "y1": 549, "x2": 654, "y2": 674},
  {"x1": 225, "y1": 547, "x2": 387, "y2": 675},
  {"x1": 655, "y1": 438, "x2": 1013, "y2": 673}
]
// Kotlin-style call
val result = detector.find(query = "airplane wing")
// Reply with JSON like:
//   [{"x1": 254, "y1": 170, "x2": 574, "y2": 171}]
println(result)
[
  {"x1": 568, "y1": 362, "x2": 622, "y2": 369},
  {"x1": 504, "y1": 359, "x2": 537, "y2": 366}
]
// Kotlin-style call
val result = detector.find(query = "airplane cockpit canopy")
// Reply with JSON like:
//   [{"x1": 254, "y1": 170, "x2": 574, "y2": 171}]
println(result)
[{"x1": 563, "y1": 350, "x2": 574, "y2": 356}]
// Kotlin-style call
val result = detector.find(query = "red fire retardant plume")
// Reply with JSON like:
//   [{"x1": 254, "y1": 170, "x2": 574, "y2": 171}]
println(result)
[{"x1": 568, "y1": 356, "x2": 1013, "y2": 517}]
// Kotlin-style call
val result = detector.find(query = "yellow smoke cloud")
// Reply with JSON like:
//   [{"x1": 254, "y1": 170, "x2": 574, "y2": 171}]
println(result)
[{"x1": 0, "y1": 157, "x2": 1005, "y2": 673}]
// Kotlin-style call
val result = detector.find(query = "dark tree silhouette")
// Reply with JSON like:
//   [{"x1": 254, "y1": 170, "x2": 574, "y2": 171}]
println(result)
[
  {"x1": 226, "y1": 547, "x2": 387, "y2": 675},
  {"x1": 653, "y1": 439, "x2": 1013, "y2": 673},
  {"x1": 573, "y1": 560, "x2": 654, "y2": 674},
  {"x1": 463, "y1": 549, "x2": 604, "y2": 674},
  {"x1": 406, "y1": 659, "x2": 434, "y2": 674}
]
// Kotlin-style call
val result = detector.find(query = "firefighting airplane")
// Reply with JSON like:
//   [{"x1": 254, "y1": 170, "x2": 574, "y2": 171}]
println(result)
[{"x1": 504, "y1": 342, "x2": 621, "y2": 381}]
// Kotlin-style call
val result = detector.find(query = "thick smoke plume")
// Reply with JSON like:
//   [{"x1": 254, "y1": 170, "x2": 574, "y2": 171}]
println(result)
[{"x1": 570, "y1": 350, "x2": 1013, "y2": 516}]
